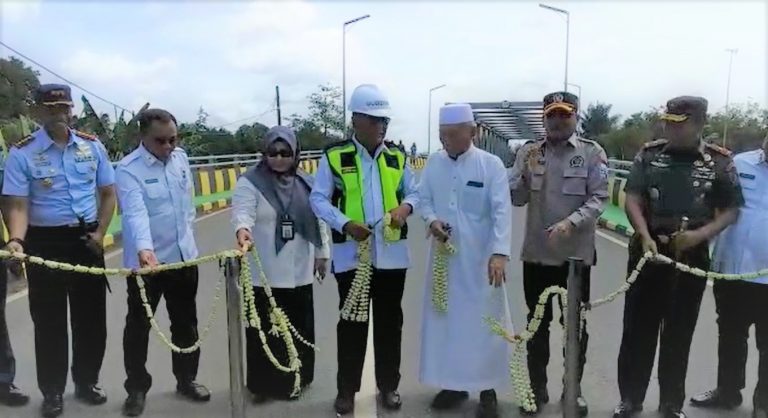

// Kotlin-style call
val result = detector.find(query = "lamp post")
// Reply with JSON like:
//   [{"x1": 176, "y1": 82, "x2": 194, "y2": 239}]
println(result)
[
  {"x1": 427, "y1": 84, "x2": 447, "y2": 155},
  {"x1": 723, "y1": 48, "x2": 738, "y2": 148},
  {"x1": 540, "y1": 3, "x2": 570, "y2": 92},
  {"x1": 342, "y1": 14, "x2": 371, "y2": 132}
]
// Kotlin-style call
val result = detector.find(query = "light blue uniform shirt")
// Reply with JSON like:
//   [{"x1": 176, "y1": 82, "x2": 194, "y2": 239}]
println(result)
[
  {"x1": 116, "y1": 145, "x2": 198, "y2": 270},
  {"x1": 310, "y1": 138, "x2": 418, "y2": 274},
  {"x1": 2, "y1": 128, "x2": 115, "y2": 226},
  {"x1": 712, "y1": 149, "x2": 768, "y2": 284}
]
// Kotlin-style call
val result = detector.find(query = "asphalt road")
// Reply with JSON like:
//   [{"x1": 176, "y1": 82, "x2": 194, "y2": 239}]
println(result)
[{"x1": 2, "y1": 207, "x2": 761, "y2": 417}]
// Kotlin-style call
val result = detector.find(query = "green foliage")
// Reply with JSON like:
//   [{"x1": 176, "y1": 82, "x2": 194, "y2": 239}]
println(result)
[{"x1": 0, "y1": 57, "x2": 40, "y2": 120}]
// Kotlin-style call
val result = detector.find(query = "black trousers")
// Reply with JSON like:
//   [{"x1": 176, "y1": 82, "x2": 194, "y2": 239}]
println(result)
[
  {"x1": 0, "y1": 261, "x2": 16, "y2": 385},
  {"x1": 523, "y1": 261, "x2": 591, "y2": 393},
  {"x1": 246, "y1": 284, "x2": 314, "y2": 398},
  {"x1": 335, "y1": 268, "x2": 406, "y2": 395},
  {"x1": 123, "y1": 266, "x2": 200, "y2": 393},
  {"x1": 713, "y1": 280, "x2": 768, "y2": 407},
  {"x1": 617, "y1": 236, "x2": 708, "y2": 409},
  {"x1": 26, "y1": 226, "x2": 107, "y2": 396}
]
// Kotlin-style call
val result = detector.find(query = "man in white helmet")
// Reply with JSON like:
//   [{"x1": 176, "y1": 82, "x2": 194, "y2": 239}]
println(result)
[{"x1": 310, "y1": 84, "x2": 418, "y2": 415}]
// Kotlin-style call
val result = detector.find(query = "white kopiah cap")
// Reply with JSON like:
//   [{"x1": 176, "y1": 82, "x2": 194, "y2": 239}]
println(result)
[
  {"x1": 348, "y1": 84, "x2": 391, "y2": 118},
  {"x1": 439, "y1": 103, "x2": 475, "y2": 125}
]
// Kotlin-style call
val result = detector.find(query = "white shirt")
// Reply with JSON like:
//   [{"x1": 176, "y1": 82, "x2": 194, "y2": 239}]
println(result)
[
  {"x1": 232, "y1": 177, "x2": 331, "y2": 288},
  {"x1": 309, "y1": 138, "x2": 418, "y2": 274},
  {"x1": 116, "y1": 145, "x2": 197, "y2": 270},
  {"x1": 712, "y1": 149, "x2": 768, "y2": 284}
]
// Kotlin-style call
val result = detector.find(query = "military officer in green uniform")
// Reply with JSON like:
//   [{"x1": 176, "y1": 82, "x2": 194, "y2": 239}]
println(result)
[{"x1": 613, "y1": 96, "x2": 743, "y2": 418}]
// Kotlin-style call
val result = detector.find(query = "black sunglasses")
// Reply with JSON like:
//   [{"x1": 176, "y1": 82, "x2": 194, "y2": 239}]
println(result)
[{"x1": 266, "y1": 149, "x2": 293, "y2": 158}]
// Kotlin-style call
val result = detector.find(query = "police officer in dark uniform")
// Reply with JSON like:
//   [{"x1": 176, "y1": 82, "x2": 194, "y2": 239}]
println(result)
[
  {"x1": 613, "y1": 96, "x2": 743, "y2": 418},
  {"x1": 1, "y1": 84, "x2": 117, "y2": 418}
]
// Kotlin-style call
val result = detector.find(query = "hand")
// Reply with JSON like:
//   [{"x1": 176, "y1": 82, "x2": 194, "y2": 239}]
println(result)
[
  {"x1": 85, "y1": 230, "x2": 105, "y2": 255},
  {"x1": 388, "y1": 204, "x2": 411, "y2": 228},
  {"x1": 314, "y1": 258, "x2": 328, "y2": 282},
  {"x1": 343, "y1": 222, "x2": 371, "y2": 242},
  {"x1": 4, "y1": 240, "x2": 25, "y2": 277},
  {"x1": 671, "y1": 229, "x2": 706, "y2": 258},
  {"x1": 138, "y1": 249, "x2": 159, "y2": 269},
  {"x1": 236, "y1": 228, "x2": 253, "y2": 253},
  {"x1": 640, "y1": 234, "x2": 659, "y2": 255},
  {"x1": 488, "y1": 254, "x2": 507, "y2": 288},
  {"x1": 429, "y1": 220, "x2": 450, "y2": 243},
  {"x1": 546, "y1": 219, "x2": 574, "y2": 241}
]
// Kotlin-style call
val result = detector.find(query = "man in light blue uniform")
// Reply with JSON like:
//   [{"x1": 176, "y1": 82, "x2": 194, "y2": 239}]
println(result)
[
  {"x1": 1, "y1": 84, "x2": 116, "y2": 418},
  {"x1": 310, "y1": 84, "x2": 418, "y2": 415},
  {"x1": 115, "y1": 108, "x2": 210, "y2": 417},
  {"x1": 690, "y1": 137, "x2": 768, "y2": 418}
]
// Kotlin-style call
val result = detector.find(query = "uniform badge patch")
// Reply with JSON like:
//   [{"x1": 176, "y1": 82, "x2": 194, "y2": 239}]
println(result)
[{"x1": 569, "y1": 155, "x2": 584, "y2": 168}]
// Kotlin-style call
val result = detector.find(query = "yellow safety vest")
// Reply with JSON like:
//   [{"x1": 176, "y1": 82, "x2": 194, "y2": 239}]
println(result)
[{"x1": 325, "y1": 140, "x2": 407, "y2": 243}]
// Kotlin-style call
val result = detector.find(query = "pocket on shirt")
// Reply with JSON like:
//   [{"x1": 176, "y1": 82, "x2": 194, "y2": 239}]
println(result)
[
  {"x1": 74, "y1": 162, "x2": 96, "y2": 182},
  {"x1": 461, "y1": 185, "x2": 488, "y2": 218},
  {"x1": 529, "y1": 165, "x2": 545, "y2": 191},
  {"x1": 145, "y1": 184, "x2": 164, "y2": 200},
  {"x1": 562, "y1": 168, "x2": 588, "y2": 196}
]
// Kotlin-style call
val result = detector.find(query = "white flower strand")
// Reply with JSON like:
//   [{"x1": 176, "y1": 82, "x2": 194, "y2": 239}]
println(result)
[
  {"x1": 340, "y1": 237, "x2": 373, "y2": 322},
  {"x1": 135, "y1": 273, "x2": 225, "y2": 354},
  {"x1": 431, "y1": 241, "x2": 456, "y2": 313}
]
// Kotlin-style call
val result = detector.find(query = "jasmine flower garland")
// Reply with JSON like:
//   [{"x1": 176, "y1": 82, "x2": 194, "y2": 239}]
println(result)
[{"x1": 431, "y1": 240, "x2": 456, "y2": 313}]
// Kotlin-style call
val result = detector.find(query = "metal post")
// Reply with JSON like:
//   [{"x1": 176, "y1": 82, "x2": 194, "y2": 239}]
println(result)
[
  {"x1": 563, "y1": 257, "x2": 584, "y2": 418},
  {"x1": 342, "y1": 27, "x2": 347, "y2": 131},
  {"x1": 275, "y1": 85, "x2": 282, "y2": 126},
  {"x1": 427, "y1": 92, "x2": 433, "y2": 155},
  {"x1": 224, "y1": 258, "x2": 246, "y2": 418},
  {"x1": 723, "y1": 48, "x2": 738, "y2": 148},
  {"x1": 564, "y1": 12, "x2": 570, "y2": 92}
]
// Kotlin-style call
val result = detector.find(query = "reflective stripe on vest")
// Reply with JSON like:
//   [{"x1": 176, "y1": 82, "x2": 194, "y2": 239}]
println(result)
[{"x1": 326, "y1": 142, "x2": 405, "y2": 239}]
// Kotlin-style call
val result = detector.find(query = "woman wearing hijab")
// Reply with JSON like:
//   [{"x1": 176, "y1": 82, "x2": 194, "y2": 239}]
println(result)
[{"x1": 232, "y1": 125, "x2": 330, "y2": 402}]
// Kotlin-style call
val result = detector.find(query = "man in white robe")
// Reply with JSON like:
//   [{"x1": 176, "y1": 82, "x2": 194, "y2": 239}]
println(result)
[{"x1": 418, "y1": 103, "x2": 513, "y2": 418}]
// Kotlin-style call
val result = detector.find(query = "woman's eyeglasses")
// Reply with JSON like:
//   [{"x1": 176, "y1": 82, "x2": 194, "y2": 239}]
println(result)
[{"x1": 266, "y1": 149, "x2": 293, "y2": 158}]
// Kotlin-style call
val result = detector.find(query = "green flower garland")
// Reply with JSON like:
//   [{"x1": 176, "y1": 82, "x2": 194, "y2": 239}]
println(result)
[{"x1": 431, "y1": 241, "x2": 456, "y2": 313}]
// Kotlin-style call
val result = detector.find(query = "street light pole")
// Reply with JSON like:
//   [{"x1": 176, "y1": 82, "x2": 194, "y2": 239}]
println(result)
[
  {"x1": 427, "y1": 84, "x2": 446, "y2": 155},
  {"x1": 342, "y1": 14, "x2": 371, "y2": 136},
  {"x1": 723, "y1": 48, "x2": 738, "y2": 148},
  {"x1": 540, "y1": 4, "x2": 570, "y2": 91}
]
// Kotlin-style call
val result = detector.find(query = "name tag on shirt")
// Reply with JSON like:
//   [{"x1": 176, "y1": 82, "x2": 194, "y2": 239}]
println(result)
[
  {"x1": 466, "y1": 181, "x2": 484, "y2": 188},
  {"x1": 145, "y1": 178, "x2": 159, "y2": 184},
  {"x1": 74, "y1": 155, "x2": 95, "y2": 163},
  {"x1": 740, "y1": 173, "x2": 756, "y2": 180},
  {"x1": 281, "y1": 217, "x2": 295, "y2": 241}
]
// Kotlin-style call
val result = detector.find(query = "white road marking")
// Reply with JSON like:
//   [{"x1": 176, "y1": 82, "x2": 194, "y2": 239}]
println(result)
[{"x1": 6, "y1": 209, "x2": 230, "y2": 304}]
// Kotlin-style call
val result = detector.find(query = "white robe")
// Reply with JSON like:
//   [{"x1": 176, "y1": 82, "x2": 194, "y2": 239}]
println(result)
[{"x1": 418, "y1": 146, "x2": 514, "y2": 391}]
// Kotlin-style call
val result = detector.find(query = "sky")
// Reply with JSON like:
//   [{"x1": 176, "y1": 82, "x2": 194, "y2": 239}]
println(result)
[{"x1": 1, "y1": 0, "x2": 766, "y2": 152}]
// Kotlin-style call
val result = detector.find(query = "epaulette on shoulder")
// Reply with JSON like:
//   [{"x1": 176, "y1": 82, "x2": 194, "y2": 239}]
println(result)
[
  {"x1": 74, "y1": 130, "x2": 98, "y2": 141},
  {"x1": 577, "y1": 136, "x2": 598, "y2": 145},
  {"x1": 13, "y1": 135, "x2": 33, "y2": 148},
  {"x1": 705, "y1": 142, "x2": 732, "y2": 157},
  {"x1": 642, "y1": 139, "x2": 668, "y2": 149},
  {"x1": 323, "y1": 139, "x2": 353, "y2": 153}
]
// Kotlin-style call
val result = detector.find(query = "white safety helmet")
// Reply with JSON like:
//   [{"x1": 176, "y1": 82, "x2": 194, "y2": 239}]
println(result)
[{"x1": 348, "y1": 84, "x2": 391, "y2": 118}]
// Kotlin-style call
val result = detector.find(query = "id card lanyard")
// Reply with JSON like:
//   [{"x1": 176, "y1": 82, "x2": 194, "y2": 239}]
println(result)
[{"x1": 276, "y1": 179, "x2": 296, "y2": 241}]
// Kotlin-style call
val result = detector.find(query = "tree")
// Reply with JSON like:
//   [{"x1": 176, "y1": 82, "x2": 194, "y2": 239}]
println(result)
[
  {"x1": 234, "y1": 122, "x2": 268, "y2": 153},
  {"x1": 0, "y1": 57, "x2": 40, "y2": 120},
  {"x1": 306, "y1": 84, "x2": 344, "y2": 141},
  {"x1": 581, "y1": 103, "x2": 620, "y2": 140},
  {"x1": 704, "y1": 102, "x2": 767, "y2": 153}
]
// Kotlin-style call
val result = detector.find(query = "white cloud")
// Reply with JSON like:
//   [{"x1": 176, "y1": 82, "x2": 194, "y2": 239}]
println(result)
[
  {"x1": 60, "y1": 50, "x2": 178, "y2": 93},
  {"x1": 1, "y1": 0, "x2": 41, "y2": 23}
]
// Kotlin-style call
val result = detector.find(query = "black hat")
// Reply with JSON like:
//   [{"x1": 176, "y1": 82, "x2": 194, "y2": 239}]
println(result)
[
  {"x1": 660, "y1": 96, "x2": 708, "y2": 122},
  {"x1": 34, "y1": 84, "x2": 73, "y2": 106},
  {"x1": 543, "y1": 91, "x2": 579, "y2": 115}
]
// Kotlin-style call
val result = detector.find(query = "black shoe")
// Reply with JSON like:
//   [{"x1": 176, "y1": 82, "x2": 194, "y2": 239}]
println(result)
[
  {"x1": 476, "y1": 390, "x2": 499, "y2": 418},
  {"x1": 560, "y1": 393, "x2": 589, "y2": 417},
  {"x1": 690, "y1": 388, "x2": 742, "y2": 409},
  {"x1": 176, "y1": 382, "x2": 211, "y2": 402},
  {"x1": 520, "y1": 387, "x2": 549, "y2": 415},
  {"x1": 334, "y1": 392, "x2": 355, "y2": 415},
  {"x1": 41, "y1": 394, "x2": 63, "y2": 418},
  {"x1": 380, "y1": 390, "x2": 402, "y2": 410},
  {"x1": 251, "y1": 392, "x2": 269, "y2": 404},
  {"x1": 0, "y1": 383, "x2": 30, "y2": 406},
  {"x1": 75, "y1": 384, "x2": 107, "y2": 405},
  {"x1": 431, "y1": 390, "x2": 469, "y2": 410},
  {"x1": 122, "y1": 392, "x2": 146, "y2": 417},
  {"x1": 612, "y1": 400, "x2": 642, "y2": 418},
  {"x1": 659, "y1": 404, "x2": 687, "y2": 418}
]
